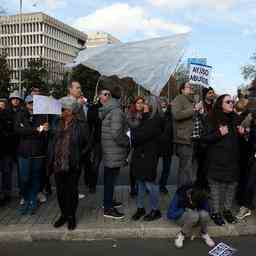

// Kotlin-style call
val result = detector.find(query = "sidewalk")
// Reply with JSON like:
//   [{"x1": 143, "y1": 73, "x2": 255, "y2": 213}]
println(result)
[{"x1": 0, "y1": 185, "x2": 256, "y2": 242}]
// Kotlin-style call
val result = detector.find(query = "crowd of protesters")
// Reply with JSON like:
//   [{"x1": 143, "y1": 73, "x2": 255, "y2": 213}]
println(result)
[{"x1": 0, "y1": 78, "x2": 256, "y2": 248}]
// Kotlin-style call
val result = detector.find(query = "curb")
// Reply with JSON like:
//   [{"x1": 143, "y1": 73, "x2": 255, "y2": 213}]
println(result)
[{"x1": 1, "y1": 222, "x2": 256, "y2": 242}]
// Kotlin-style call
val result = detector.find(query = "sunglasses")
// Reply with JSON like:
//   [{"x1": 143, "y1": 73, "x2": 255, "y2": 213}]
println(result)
[
  {"x1": 101, "y1": 92, "x2": 111, "y2": 97},
  {"x1": 224, "y1": 100, "x2": 234, "y2": 105}
]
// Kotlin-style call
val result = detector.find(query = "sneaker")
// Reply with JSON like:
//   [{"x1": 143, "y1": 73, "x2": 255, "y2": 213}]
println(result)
[
  {"x1": 18, "y1": 202, "x2": 29, "y2": 215},
  {"x1": 160, "y1": 186, "x2": 169, "y2": 194},
  {"x1": 104, "y1": 208, "x2": 125, "y2": 219},
  {"x1": 211, "y1": 212, "x2": 225, "y2": 226},
  {"x1": 78, "y1": 193, "x2": 86, "y2": 200},
  {"x1": 201, "y1": 233, "x2": 215, "y2": 247},
  {"x1": 37, "y1": 192, "x2": 47, "y2": 204},
  {"x1": 54, "y1": 216, "x2": 67, "y2": 228},
  {"x1": 132, "y1": 208, "x2": 146, "y2": 221},
  {"x1": 143, "y1": 210, "x2": 162, "y2": 221},
  {"x1": 223, "y1": 210, "x2": 237, "y2": 224},
  {"x1": 175, "y1": 232, "x2": 185, "y2": 248},
  {"x1": 236, "y1": 207, "x2": 252, "y2": 220},
  {"x1": 20, "y1": 198, "x2": 25, "y2": 206},
  {"x1": 102, "y1": 201, "x2": 123, "y2": 209}
]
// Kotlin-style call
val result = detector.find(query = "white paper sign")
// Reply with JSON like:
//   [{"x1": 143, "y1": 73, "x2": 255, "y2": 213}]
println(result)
[
  {"x1": 209, "y1": 242, "x2": 237, "y2": 256},
  {"x1": 33, "y1": 95, "x2": 61, "y2": 115},
  {"x1": 189, "y1": 63, "x2": 212, "y2": 87}
]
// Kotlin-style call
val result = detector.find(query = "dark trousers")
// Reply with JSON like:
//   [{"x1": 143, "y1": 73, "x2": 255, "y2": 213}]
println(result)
[
  {"x1": 103, "y1": 167, "x2": 120, "y2": 209},
  {"x1": 0, "y1": 156, "x2": 13, "y2": 196},
  {"x1": 88, "y1": 143, "x2": 102, "y2": 189},
  {"x1": 159, "y1": 155, "x2": 172, "y2": 188},
  {"x1": 55, "y1": 170, "x2": 81, "y2": 218},
  {"x1": 242, "y1": 160, "x2": 256, "y2": 209},
  {"x1": 39, "y1": 158, "x2": 51, "y2": 193}
]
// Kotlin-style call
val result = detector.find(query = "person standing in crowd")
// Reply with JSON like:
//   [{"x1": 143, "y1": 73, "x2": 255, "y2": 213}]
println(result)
[
  {"x1": 127, "y1": 96, "x2": 145, "y2": 198},
  {"x1": 202, "y1": 87, "x2": 216, "y2": 117},
  {"x1": 172, "y1": 82, "x2": 202, "y2": 188},
  {"x1": 131, "y1": 96, "x2": 163, "y2": 221},
  {"x1": 167, "y1": 184, "x2": 215, "y2": 249},
  {"x1": 195, "y1": 87, "x2": 216, "y2": 188},
  {"x1": 201, "y1": 94, "x2": 243, "y2": 226},
  {"x1": 49, "y1": 97, "x2": 90, "y2": 230},
  {"x1": 236, "y1": 112, "x2": 256, "y2": 220},
  {"x1": 98, "y1": 76, "x2": 130, "y2": 219},
  {"x1": 6, "y1": 91, "x2": 24, "y2": 205},
  {"x1": 158, "y1": 97, "x2": 173, "y2": 194},
  {"x1": 67, "y1": 79, "x2": 90, "y2": 199},
  {"x1": 86, "y1": 99, "x2": 103, "y2": 194},
  {"x1": 14, "y1": 95, "x2": 48, "y2": 215},
  {"x1": 0, "y1": 98, "x2": 11, "y2": 206}
]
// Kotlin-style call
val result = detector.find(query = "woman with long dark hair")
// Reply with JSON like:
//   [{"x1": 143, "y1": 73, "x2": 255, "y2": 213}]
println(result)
[
  {"x1": 201, "y1": 94, "x2": 244, "y2": 226},
  {"x1": 127, "y1": 96, "x2": 145, "y2": 197},
  {"x1": 130, "y1": 96, "x2": 163, "y2": 221}
]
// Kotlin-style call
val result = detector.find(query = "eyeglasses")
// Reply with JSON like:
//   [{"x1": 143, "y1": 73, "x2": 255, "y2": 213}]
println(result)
[{"x1": 224, "y1": 100, "x2": 234, "y2": 105}]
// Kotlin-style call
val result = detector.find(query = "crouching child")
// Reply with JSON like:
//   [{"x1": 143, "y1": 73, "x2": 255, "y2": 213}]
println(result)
[{"x1": 167, "y1": 184, "x2": 215, "y2": 249}]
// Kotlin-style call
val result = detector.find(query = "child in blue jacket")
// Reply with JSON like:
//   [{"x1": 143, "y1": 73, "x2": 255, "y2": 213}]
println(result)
[{"x1": 167, "y1": 184, "x2": 215, "y2": 249}]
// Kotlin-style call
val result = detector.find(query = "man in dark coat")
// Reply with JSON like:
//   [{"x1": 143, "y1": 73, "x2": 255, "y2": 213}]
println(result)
[{"x1": 158, "y1": 97, "x2": 173, "y2": 194}]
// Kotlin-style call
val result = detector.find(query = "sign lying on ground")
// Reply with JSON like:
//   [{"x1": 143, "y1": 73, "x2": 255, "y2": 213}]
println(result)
[
  {"x1": 189, "y1": 63, "x2": 212, "y2": 87},
  {"x1": 209, "y1": 242, "x2": 237, "y2": 256},
  {"x1": 33, "y1": 95, "x2": 62, "y2": 115}
]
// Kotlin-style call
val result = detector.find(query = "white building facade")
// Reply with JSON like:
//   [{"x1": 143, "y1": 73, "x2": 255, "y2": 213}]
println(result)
[
  {"x1": 86, "y1": 32, "x2": 120, "y2": 48},
  {"x1": 0, "y1": 12, "x2": 87, "y2": 85}
]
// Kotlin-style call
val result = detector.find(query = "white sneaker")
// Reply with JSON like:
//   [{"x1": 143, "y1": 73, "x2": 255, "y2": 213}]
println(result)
[
  {"x1": 78, "y1": 193, "x2": 86, "y2": 200},
  {"x1": 37, "y1": 192, "x2": 47, "y2": 203},
  {"x1": 201, "y1": 233, "x2": 215, "y2": 247},
  {"x1": 20, "y1": 198, "x2": 25, "y2": 206},
  {"x1": 174, "y1": 232, "x2": 185, "y2": 248},
  {"x1": 236, "y1": 207, "x2": 251, "y2": 220}
]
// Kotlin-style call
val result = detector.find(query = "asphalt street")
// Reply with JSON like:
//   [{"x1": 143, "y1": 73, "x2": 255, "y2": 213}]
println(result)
[{"x1": 1, "y1": 236, "x2": 255, "y2": 256}]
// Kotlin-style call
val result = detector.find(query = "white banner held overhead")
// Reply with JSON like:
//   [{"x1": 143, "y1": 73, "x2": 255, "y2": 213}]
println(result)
[
  {"x1": 189, "y1": 63, "x2": 212, "y2": 87},
  {"x1": 65, "y1": 33, "x2": 190, "y2": 96},
  {"x1": 33, "y1": 95, "x2": 62, "y2": 115}
]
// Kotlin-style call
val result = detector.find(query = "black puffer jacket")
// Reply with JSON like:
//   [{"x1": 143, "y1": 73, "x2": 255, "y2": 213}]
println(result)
[
  {"x1": 14, "y1": 110, "x2": 48, "y2": 158},
  {"x1": 201, "y1": 113, "x2": 241, "y2": 182},
  {"x1": 5, "y1": 106, "x2": 23, "y2": 156},
  {"x1": 131, "y1": 113, "x2": 163, "y2": 182},
  {"x1": 158, "y1": 106, "x2": 173, "y2": 156}
]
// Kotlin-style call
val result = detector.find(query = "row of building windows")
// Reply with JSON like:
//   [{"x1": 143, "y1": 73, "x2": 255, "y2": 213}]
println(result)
[
  {"x1": 1, "y1": 34, "x2": 80, "y2": 57},
  {"x1": 1, "y1": 22, "x2": 42, "y2": 35},
  {"x1": 1, "y1": 34, "x2": 43, "y2": 46},
  {"x1": 0, "y1": 22, "x2": 85, "y2": 47}
]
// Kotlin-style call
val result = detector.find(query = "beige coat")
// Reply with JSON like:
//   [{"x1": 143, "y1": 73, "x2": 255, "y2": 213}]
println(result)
[{"x1": 172, "y1": 94, "x2": 194, "y2": 145}]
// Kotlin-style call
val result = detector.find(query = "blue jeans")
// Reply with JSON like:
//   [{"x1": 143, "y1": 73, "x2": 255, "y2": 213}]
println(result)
[
  {"x1": 136, "y1": 180, "x2": 160, "y2": 210},
  {"x1": 18, "y1": 157, "x2": 44, "y2": 208},
  {"x1": 159, "y1": 155, "x2": 172, "y2": 188}
]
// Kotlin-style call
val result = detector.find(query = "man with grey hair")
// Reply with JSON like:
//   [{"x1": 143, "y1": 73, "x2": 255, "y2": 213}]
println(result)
[
  {"x1": 67, "y1": 79, "x2": 91, "y2": 199},
  {"x1": 172, "y1": 82, "x2": 202, "y2": 188}
]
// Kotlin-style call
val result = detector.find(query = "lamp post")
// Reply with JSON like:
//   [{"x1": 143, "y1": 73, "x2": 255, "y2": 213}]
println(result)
[{"x1": 18, "y1": 0, "x2": 23, "y2": 95}]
